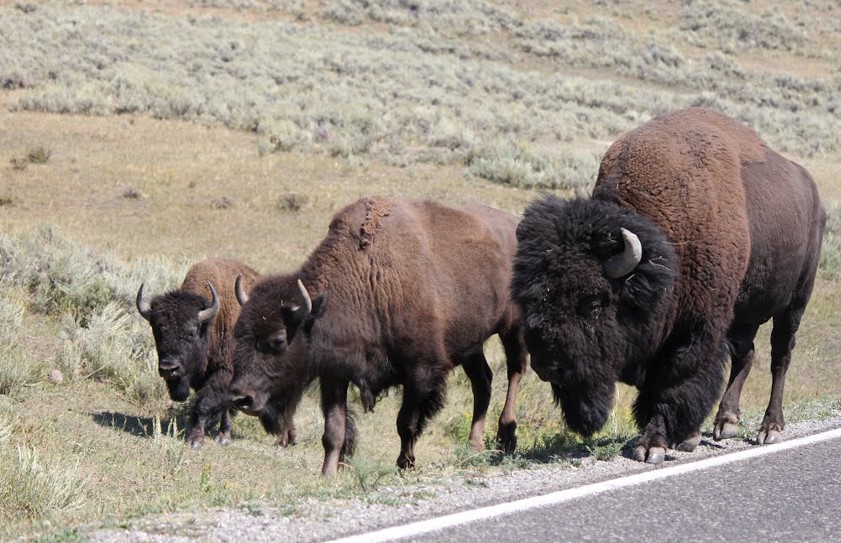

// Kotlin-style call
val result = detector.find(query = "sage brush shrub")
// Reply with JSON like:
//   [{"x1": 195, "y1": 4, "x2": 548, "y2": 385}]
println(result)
[
  {"x1": 0, "y1": 227, "x2": 115, "y2": 325},
  {"x1": 0, "y1": 228, "x2": 181, "y2": 401},
  {"x1": 467, "y1": 141, "x2": 599, "y2": 193},
  {"x1": 320, "y1": 0, "x2": 516, "y2": 35},
  {"x1": 680, "y1": 0, "x2": 806, "y2": 53},
  {"x1": 3, "y1": 3, "x2": 838, "y2": 167},
  {"x1": 54, "y1": 298, "x2": 166, "y2": 405}
]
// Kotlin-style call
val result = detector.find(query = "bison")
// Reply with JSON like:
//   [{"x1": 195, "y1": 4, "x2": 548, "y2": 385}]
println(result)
[
  {"x1": 137, "y1": 258, "x2": 297, "y2": 448},
  {"x1": 229, "y1": 197, "x2": 528, "y2": 475},
  {"x1": 512, "y1": 107, "x2": 826, "y2": 464}
]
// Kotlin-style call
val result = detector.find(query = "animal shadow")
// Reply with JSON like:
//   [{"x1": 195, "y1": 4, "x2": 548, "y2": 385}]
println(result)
[{"x1": 92, "y1": 411, "x2": 188, "y2": 440}]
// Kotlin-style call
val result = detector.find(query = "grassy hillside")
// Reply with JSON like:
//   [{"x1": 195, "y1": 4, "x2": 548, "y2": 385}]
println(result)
[{"x1": 1, "y1": 0, "x2": 840, "y2": 539}]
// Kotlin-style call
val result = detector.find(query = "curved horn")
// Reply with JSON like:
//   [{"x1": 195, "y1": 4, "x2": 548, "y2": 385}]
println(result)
[
  {"x1": 292, "y1": 279, "x2": 312, "y2": 322},
  {"x1": 136, "y1": 284, "x2": 152, "y2": 322},
  {"x1": 235, "y1": 275, "x2": 249, "y2": 306},
  {"x1": 604, "y1": 228, "x2": 643, "y2": 279},
  {"x1": 197, "y1": 281, "x2": 221, "y2": 323}
]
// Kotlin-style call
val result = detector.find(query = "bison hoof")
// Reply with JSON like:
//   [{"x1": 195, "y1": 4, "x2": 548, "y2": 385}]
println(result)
[
  {"x1": 397, "y1": 455, "x2": 416, "y2": 470},
  {"x1": 757, "y1": 428, "x2": 783, "y2": 445},
  {"x1": 633, "y1": 445, "x2": 666, "y2": 465},
  {"x1": 674, "y1": 433, "x2": 701, "y2": 452},
  {"x1": 216, "y1": 434, "x2": 231, "y2": 446},
  {"x1": 499, "y1": 435, "x2": 517, "y2": 454},
  {"x1": 275, "y1": 430, "x2": 298, "y2": 448},
  {"x1": 713, "y1": 421, "x2": 739, "y2": 441},
  {"x1": 188, "y1": 439, "x2": 203, "y2": 450},
  {"x1": 497, "y1": 424, "x2": 518, "y2": 453}
]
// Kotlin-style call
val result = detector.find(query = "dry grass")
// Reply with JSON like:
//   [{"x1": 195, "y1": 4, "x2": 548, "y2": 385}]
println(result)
[{"x1": 0, "y1": 0, "x2": 839, "y2": 540}]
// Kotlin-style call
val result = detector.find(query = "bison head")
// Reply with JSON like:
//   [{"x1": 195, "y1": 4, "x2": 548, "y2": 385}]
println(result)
[
  {"x1": 136, "y1": 282, "x2": 220, "y2": 402},
  {"x1": 512, "y1": 195, "x2": 677, "y2": 437},
  {"x1": 229, "y1": 276, "x2": 318, "y2": 434}
]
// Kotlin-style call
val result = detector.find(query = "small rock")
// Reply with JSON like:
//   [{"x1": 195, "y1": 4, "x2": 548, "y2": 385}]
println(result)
[{"x1": 48, "y1": 368, "x2": 64, "y2": 384}]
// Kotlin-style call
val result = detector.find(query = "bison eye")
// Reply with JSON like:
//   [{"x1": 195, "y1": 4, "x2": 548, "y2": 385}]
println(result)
[
  {"x1": 577, "y1": 295, "x2": 603, "y2": 318},
  {"x1": 261, "y1": 332, "x2": 286, "y2": 354}
]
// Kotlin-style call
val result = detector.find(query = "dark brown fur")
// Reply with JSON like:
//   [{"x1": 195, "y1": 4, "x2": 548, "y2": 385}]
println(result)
[
  {"x1": 230, "y1": 198, "x2": 528, "y2": 475},
  {"x1": 140, "y1": 259, "x2": 294, "y2": 448}
]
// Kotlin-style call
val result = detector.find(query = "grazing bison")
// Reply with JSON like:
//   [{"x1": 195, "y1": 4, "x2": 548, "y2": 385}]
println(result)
[
  {"x1": 229, "y1": 198, "x2": 528, "y2": 475},
  {"x1": 512, "y1": 107, "x2": 826, "y2": 464},
  {"x1": 137, "y1": 258, "x2": 296, "y2": 448}
]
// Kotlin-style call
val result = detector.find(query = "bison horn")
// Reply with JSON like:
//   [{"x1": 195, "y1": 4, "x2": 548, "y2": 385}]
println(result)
[
  {"x1": 292, "y1": 279, "x2": 312, "y2": 322},
  {"x1": 235, "y1": 275, "x2": 249, "y2": 306},
  {"x1": 136, "y1": 284, "x2": 152, "y2": 322},
  {"x1": 198, "y1": 282, "x2": 221, "y2": 323},
  {"x1": 604, "y1": 228, "x2": 643, "y2": 279}
]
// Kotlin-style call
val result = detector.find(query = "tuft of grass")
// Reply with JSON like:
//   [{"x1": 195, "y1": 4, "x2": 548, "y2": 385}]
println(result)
[
  {"x1": 26, "y1": 146, "x2": 51, "y2": 164},
  {"x1": 10, "y1": 157, "x2": 28, "y2": 170},
  {"x1": 819, "y1": 202, "x2": 841, "y2": 279},
  {"x1": 0, "y1": 446, "x2": 88, "y2": 524},
  {"x1": 210, "y1": 196, "x2": 235, "y2": 210},
  {"x1": 276, "y1": 192, "x2": 309, "y2": 213},
  {"x1": 344, "y1": 457, "x2": 398, "y2": 493},
  {"x1": 121, "y1": 188, "x2": 143, "y2": 200},
  {"x1": 0, "y1": 286, "x2": 43, "y2": 396}
]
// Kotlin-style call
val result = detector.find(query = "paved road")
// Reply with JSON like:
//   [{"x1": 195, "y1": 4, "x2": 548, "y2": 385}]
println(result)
[{"x1": 333, "y1": 430, "x2": 841, "y2": 543}]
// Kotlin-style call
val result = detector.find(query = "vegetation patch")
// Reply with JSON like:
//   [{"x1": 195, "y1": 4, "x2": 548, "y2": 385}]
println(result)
[{"x1": 0, "y1": 1, "x2": 839, "y2": 540}]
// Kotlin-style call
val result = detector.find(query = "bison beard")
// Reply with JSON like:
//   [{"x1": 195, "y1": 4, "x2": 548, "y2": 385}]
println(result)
[{"x1": 513, "y1": 107, "x2": 825, "y2": 464}]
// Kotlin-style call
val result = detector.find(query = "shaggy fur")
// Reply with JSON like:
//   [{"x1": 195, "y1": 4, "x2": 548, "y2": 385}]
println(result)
[
  {"x1": 512, "y1": 108, "x2": 826, "y2": 463},
  {"x1": 139, "y1": 259, "x2": 298, "y2": 448},
  {"x1": 230, "y1": 198, "x2": 528, "y2": 475}
]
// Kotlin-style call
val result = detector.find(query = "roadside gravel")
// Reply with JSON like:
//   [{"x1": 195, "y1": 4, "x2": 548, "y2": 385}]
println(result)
[{"x1": 87, "y1": 412, "x2": 841, "y2": 543}]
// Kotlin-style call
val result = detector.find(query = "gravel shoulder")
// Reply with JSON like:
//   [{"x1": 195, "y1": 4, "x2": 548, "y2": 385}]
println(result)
[{"x1": 85, "y1": 412, "x2": 841, "y2": 543}]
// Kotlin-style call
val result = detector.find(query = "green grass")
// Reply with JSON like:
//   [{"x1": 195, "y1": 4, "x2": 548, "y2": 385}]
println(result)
[{"x1": 0, "y1": 0, "x2": 840, "y2": 540}]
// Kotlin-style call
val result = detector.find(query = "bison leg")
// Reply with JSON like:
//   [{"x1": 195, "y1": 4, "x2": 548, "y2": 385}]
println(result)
[
  {"x1": 496, "y1": 327, "x2": 528, "y2": 453},
  {"x1": 396, "y1": 363, "x2": 449, "y2": 470},
  {"x1": 760, "y1": 234, "x2": 820, "y2": 445},
  {"x1": 187, "y1": 389, "x2": 226, "y2": 449},
  {"x1": 759, "y1": 308, "x2": 805, "y2": 445},
  {"x1": 187, "y1": 370, "x2": 232, "y2": 449},
  {"x1": 713, "y1": 323, "x2": 760, "y2": 441},
  {"x1": 459, "y1": 350, "x2": 493, "y2": 452},
  {"x1": 633, "y1": 323, "x2": 729, "y2": 464},
  {"x1": 216, "y1": 407, "x2": 233, "y2": 446},
  {"x1": 262, "y1": 396, "x2": 300, "y2": 448},
  {"x1": 320, "y1": 376, "x2": 350, "y2": 477},
  {"x1": 275, "y1": 413, "x2": 298, "y2": 448}
]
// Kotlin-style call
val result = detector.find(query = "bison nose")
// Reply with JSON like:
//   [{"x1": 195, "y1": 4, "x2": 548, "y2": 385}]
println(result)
[{"x1": 232, "y1": 394, "x2": 254, "y2": 412}]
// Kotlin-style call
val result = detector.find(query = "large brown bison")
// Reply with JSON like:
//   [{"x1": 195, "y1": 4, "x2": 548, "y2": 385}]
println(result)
[
  {"x1": 512, "y1": 108, "x2": 826, "y2": 464},
  {"x1": 229, "y1": 198, "x2": 528, "y2": 475},
  {"x1": 137, "y1": 258, "x2": 296, "y2": 448}
]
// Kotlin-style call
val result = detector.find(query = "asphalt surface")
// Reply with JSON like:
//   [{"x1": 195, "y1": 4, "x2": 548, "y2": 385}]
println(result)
[{"x1": 348, "y1": 430, "x2": 841, "y2": 543}]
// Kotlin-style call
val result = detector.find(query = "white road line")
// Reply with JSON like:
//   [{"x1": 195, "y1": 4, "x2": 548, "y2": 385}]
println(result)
[{"x1": 325, "y1": 427, "x2": 841, "y2": 543}]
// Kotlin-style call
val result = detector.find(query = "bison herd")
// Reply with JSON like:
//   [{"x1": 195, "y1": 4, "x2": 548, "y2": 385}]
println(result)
[{"x1": 137, "y1": 108, "x2": 827, "y2": 473}]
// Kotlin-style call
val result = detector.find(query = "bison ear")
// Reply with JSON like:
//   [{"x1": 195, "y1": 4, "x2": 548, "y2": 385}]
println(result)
[{"x1": 310, "y1": 292, "x2": 328, "y2": 319}]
